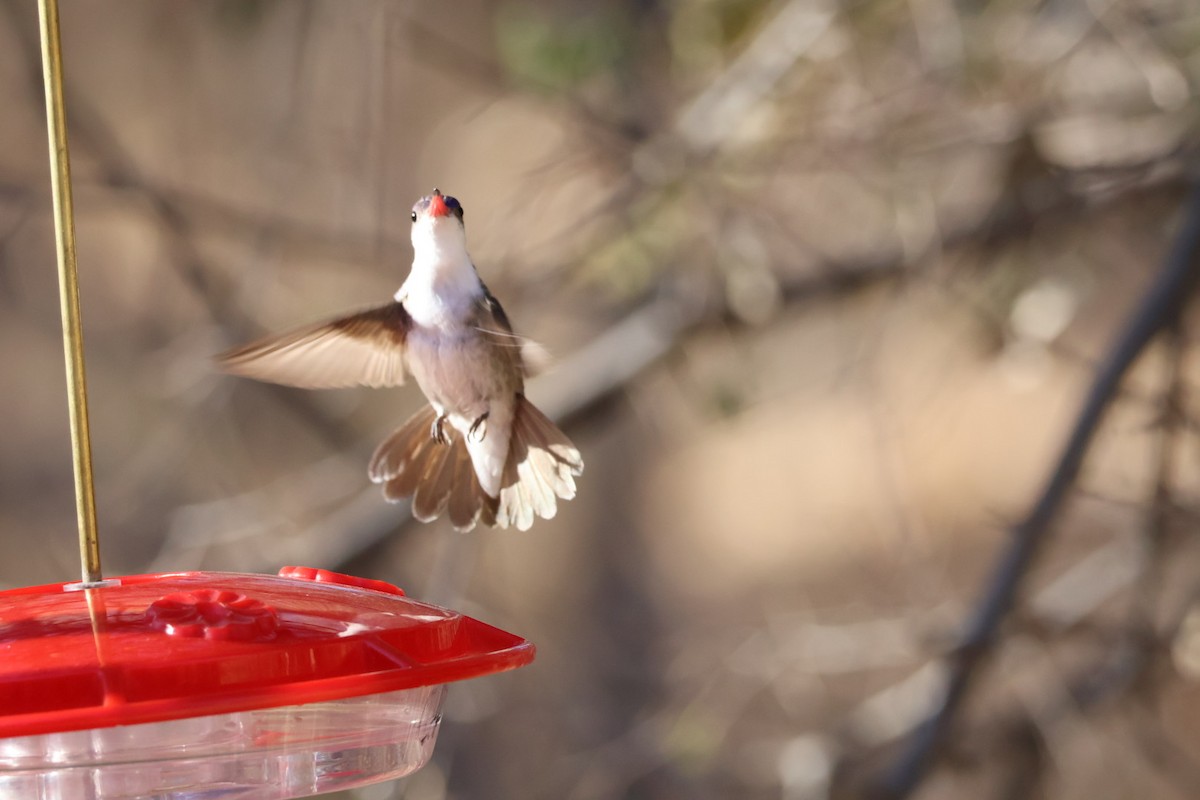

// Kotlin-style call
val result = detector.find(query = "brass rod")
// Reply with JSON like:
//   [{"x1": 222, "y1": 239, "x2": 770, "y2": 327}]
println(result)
[{"x1": 37, "y1": 0, "x2": 103, "y2": 584}]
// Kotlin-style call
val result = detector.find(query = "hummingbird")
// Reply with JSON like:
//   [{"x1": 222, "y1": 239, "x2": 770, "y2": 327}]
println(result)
[{"x1": 218, "y1": 189, "x2": 583, "y2": 531}]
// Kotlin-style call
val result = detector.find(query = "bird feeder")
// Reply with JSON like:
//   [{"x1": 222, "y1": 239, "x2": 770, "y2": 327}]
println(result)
[
  {"x1": 0, "y1": 569, "x2": 533, "y2": 798},
  {"x1": 0, "y1": 3, "x2": 536, "y2": 797}
]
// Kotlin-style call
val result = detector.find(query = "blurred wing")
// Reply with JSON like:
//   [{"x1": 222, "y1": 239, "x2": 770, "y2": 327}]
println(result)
[{"x1": 218, "y1": 302, "x2": 411, "y2": 389}]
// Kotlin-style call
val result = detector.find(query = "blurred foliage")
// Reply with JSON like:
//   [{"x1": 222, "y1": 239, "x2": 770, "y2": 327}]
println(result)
[
  {"x1": 669, "y1": 0, "x2": 774, "y2": 71},
  {"x1": 212, "y1": 0, "x2": 274, "y2": 36},
  {"x1": 495, "y1": 4, "x2": 632, "y2": 91}
]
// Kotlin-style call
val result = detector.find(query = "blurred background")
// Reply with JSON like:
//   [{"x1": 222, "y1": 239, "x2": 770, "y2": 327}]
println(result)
[{"x1": 3, "y1": 0, "x2": 1200, "y2": 798}]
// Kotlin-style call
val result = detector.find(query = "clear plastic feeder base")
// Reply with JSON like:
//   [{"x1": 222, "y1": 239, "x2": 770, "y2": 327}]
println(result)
[{"x1": 0, "y1": 685, "x2": 445, "y2": 799}]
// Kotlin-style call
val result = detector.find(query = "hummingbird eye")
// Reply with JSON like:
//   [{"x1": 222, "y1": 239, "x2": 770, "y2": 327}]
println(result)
[{"x1": 410, "y1": 210, "x2": 417, "y2": 223}]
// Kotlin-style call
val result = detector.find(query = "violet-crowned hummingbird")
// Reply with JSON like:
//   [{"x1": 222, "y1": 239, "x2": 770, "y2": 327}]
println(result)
[{"x1": 218, "y1": 189, "x2": 583, "y2": 531}]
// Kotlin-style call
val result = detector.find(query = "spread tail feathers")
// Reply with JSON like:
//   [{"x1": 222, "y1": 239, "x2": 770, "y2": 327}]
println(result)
[{"x1": 369, "y1": 396, "x2": 583, "y2": 531}]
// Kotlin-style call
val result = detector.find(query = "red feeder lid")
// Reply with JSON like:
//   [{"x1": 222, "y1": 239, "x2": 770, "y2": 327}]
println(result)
[{"x1": 0, "y1": 569, "x2": 534, "y2": 739}]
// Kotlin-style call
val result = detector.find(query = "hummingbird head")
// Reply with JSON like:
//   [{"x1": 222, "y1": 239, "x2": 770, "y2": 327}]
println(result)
[
  {"x1": 411, "y1": 188, "x2": 464, "y2": 225},
  {"x1": 410, "y1": 189, "x2": 472, "y2": 271}
]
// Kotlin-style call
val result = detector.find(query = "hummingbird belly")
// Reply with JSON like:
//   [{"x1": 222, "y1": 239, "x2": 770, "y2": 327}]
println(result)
[
  {"x1": 407, "y1": 326, "x2": 510, "y2": 428},
  {"x1": 407, "y1": 325, "x2": 517, "y2": 497}
]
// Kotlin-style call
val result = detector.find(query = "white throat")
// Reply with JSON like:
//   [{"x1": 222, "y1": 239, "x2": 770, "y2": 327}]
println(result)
[{"x1": 398, "y1": 217, "x2": 482, "y2": 327}]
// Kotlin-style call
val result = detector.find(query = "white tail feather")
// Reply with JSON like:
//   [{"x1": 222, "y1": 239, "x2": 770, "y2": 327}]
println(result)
[
  {"x1": 368, "y1": 397, "x2": 581, "y2": 531},
  {"x1": 496, "y1": 396, "x2": 583, "y2": 530}
]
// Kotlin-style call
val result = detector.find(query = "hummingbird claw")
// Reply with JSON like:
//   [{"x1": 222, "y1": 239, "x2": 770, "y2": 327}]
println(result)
[
  {"x1": 468, "y1": 412, "x2": 489, "y2": 443},
  {"x1": 431, "y1": 414, "x2": 451, "y2": 445}
]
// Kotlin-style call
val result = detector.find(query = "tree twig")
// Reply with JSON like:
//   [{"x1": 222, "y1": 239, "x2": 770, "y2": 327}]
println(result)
[{"x1": 876, "y1": 183, "x2": 1200, "y2": 798}]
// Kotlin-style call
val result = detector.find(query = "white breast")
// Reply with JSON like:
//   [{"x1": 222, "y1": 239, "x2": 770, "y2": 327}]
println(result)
[{"x1": 402, "y1": 214, "x2": 482, "y2": 330}]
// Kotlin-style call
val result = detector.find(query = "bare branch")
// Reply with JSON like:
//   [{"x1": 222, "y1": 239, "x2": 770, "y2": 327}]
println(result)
[{"x1": 877, "y1": 183, "x2": 1200, "y2": 798}]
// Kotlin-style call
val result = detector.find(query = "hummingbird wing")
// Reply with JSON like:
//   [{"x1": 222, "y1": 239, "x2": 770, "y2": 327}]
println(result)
[
  {"x1": 475, "y1": 288, "x2": 549, "y2": 377},
  {"x1": 217, "y1": 302, "x2": 411, "y2": 389}
]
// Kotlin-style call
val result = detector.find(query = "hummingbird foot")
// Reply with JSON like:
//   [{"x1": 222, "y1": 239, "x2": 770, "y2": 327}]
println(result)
[
  {"x1": 468, "y1": 411, "x2": 489, "y2": 443},
  {"x1": 431, "y1": 414, "x2": 451, "y2": 445}
]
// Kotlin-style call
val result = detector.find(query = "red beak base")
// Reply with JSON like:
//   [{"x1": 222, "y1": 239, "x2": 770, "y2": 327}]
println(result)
[{"x1": 427, "y1": 193, "x2": 450, "y2": 218}]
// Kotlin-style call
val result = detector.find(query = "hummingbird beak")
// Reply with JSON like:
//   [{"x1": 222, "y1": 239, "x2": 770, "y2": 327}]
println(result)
[
  {"x1": 428, "y1": 188, "x2": 451, "y2": 218},
  {"x1": 428, "y1": 196, "x2": 451, "y2": 217}
]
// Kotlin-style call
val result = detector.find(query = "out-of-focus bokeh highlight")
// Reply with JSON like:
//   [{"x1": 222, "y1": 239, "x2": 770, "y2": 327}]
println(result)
[{"x1": 3, "y1": 1, "x2": 1200, "y2": 798}]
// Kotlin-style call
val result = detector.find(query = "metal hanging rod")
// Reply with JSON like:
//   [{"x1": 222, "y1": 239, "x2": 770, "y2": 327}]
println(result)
[{"x1": 37, "y1": 0, "x2": 103, "y2": 585}]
